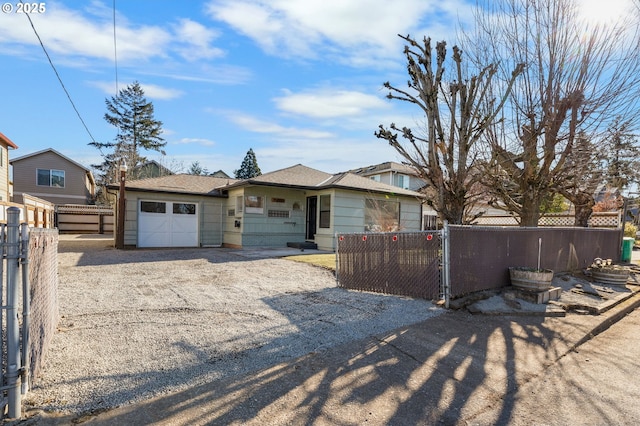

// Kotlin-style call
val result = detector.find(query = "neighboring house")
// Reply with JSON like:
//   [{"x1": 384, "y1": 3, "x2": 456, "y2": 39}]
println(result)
[
  {"x1": 349, "y1": 161, "x2": 439, "y2": 228},
  {"x1": 11, "y1": 148, "x2": 96, "y2": 205},
  {"x1": 130, "y1": 160, "x2": 174, "y2": 180},
  {"x1": 113, "y1": 164, "x2": 424, "y2": 250},
  {"x1": 0, "y1": 131, "x2": 18, "y2": 202},
  {"x1": 210, "y1": 169, "x2": 231, "y2": 179},
  {"x1": 348, "y1": 161, "x2": 426, "y2": 192}
]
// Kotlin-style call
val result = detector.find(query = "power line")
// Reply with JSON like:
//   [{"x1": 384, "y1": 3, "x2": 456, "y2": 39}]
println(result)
[{"x1": 21, "y1": 1, "x2": 98, "y2": 144}]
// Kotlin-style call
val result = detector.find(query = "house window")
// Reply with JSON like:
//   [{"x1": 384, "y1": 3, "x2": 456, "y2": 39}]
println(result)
[
  {"x1": 37, "y1": 169, "x2": 65, "y2": 188},
  {"x1": 140, "y1": 201, "x2": 166, "y2": 213},
  {"x1": 236, "y1": 196, "x2": 243, "y2": 213},
  {"x1": 394, "y1": 174, "x2": 410, "y2": 189},
  {"x1": 173, "y1": 203, "x2": 196, "y2": 215},
  {"x1": 365, "y1": 199, "x2": 400, "y2": 232},
  {"x1": 319, "y1": 194, "x2": 331, "y2": 228},
  {"x1": 245, "y1": 195, "x2": 264, "y2": 214},
  {"x1": 370, "y1": 175, "x2": 381, "y2": 182},
  {"x1": 228, "y1": 208, "x2": 235, "y2": 217},
  {"x1": 268, "y1": 209, "x2": 290, "y2": 218}
]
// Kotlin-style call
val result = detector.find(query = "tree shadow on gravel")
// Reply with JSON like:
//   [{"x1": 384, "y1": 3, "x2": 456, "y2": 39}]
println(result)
[{"x1": 40, "y1": 308, "x2": 607, "y2": 426}]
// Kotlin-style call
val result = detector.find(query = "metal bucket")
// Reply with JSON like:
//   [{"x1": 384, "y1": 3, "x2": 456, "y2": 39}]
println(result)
[{"x1": 509, "y1": 267, "x2": 554, "y2": 291}]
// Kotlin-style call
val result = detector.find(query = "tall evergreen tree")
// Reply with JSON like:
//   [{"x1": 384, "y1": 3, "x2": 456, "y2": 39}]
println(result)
[
  {"x1": 90, "y1": 81, "x2": 166, "y2": 186},
  {"x1": 234, "y1": 148, "x2": 262, "y2": 179},
  {"x1": 602, "y1": 117, "x2": 640, "y2": 192},
  {"x1": 187, "y1": 161, "x2": 209, "y2": 176}
]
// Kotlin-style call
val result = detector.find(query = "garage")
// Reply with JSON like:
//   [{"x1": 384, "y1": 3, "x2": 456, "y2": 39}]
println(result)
[{"x1": 138, "y1": 200, "x2": 198, "y2": 248}]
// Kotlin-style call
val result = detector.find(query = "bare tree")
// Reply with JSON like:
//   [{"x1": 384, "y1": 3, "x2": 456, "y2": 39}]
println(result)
[
  {"x1": 465, "y1": 0, "x2": 640, "y2": 226},
  {"x1": 376, "y1": 34, "x2": 524, "y2": 224}
]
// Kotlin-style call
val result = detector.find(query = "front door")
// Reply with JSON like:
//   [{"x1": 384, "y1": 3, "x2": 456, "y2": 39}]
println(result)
[{"x1": 306, "y1": 196, "x2": 317, "y2": 240}]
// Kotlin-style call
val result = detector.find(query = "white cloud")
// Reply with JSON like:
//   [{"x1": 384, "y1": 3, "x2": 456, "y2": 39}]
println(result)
[
  {"x1": 0, "y1": 1, "x2": 225, "y2": 66},
  {"x1": 206, "y1": 0, "x2": 469, "y2": 65},
  {"x1": 0, "y1": 3, "x2": 170, "y2": 62},
  {"x1": 274, "y1": 88, "x2": 388, "y2": 119},
  {"x1": 89, "y1": 80, "x2": 184, "y2": 100},
  {"x1": 172, "y1": 18, "x2": 225, "y2": 61},
  {"x1": 225, "y1": 112, "x2": 335, "y2": 139},
  {"x1": 257, "y1": 137, "x2": 402, "y2": 174},
  {"x1": 172, "y1": 137, "x2": 216, "y2": 147},
  {"x1": 140, "y1": 83, "x2": 184, "y2": 100}
]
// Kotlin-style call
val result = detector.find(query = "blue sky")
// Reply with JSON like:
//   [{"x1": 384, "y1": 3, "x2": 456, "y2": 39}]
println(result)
[{"x1": 0, "y1": 0, "x2": 631, "y2": 176}]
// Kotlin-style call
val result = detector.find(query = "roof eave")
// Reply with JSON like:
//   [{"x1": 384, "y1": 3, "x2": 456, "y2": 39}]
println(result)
[{"x1": 106, "y1": 184, "x2": 228, "y2": 198}]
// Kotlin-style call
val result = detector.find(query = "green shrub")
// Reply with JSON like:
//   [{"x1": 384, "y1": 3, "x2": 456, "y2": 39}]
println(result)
[{"x1": 624, "y1": 222, "x2": 638, "y2": 238}]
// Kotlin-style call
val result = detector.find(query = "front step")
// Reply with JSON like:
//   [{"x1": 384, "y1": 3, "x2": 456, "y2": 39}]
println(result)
[{"x1": 287, "y1": 241, "x2": 318, "y2": 250}]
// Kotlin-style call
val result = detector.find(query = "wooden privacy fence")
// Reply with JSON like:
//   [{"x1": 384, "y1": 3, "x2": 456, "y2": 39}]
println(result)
[
  {"x1": 336, "y1": 225, "x2": 622, "y2": 303},
  {"x1": 336, "y1": 231, "x2": 443, "y2": 300},
  {"x1": 56, "y1": 204, "x2": 114, "y2": 234},
  {"x1": 0, "y1": 195, "x2": 55, "y2": 229},
  {"x1": 447, "y1": 226, "x2": 622, "y2": 298}
]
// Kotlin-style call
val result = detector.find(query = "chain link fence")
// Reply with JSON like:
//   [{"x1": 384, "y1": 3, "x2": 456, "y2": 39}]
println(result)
[
  {"x1": 0, "y1": 218, "x2": 58, "y2": 420},
  {"x1": 336, "y1": 231, "x2": 442, "y2": 300},
  {"x1": 27, "y1": 228, "x2": 59, "y2": 387}
]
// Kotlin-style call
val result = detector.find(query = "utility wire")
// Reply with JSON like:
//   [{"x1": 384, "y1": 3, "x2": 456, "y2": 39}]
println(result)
[{"x1": 21, "y1": 1, "x2": 98, "y2": 144}]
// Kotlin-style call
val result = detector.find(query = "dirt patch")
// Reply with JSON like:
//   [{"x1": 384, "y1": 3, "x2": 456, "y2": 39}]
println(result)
[{"x1": 24, "y1": 236, "x2": 442, "y2": 416}]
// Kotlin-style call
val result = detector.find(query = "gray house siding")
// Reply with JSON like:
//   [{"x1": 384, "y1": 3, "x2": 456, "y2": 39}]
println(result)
[
  {"x1": 224, "y1": 186, "x2": 306, "y2": 248},
  {"x1": 11, "y1": 150, "x2": 93, "y2": 205},
  {"x1": 315, "y1": 189, "x2": 423, "y2": 251}
]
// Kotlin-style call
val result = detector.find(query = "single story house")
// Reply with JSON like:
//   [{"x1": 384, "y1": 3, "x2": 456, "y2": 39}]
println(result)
[{"x1": 114, "y1": 164, "x2": 425, "y2": 250}]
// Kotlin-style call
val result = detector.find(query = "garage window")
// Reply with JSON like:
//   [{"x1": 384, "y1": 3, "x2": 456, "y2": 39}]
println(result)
[
  {"x1": 173, "y1": 203, "x2": 196, "y2": 214},
  {"x1": 141, "y1": 201, "x2": 166, "y2": 213}
]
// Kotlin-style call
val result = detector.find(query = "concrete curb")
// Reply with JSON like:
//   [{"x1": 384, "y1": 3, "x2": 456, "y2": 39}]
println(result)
[{"x1": 562, "y1": 290, "x2": 640, "y2": 358}]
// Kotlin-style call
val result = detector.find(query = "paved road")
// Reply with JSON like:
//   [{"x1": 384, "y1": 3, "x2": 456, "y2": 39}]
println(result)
[{"x1": 474, "y1": 308, "x2": 640, "y2": 425}]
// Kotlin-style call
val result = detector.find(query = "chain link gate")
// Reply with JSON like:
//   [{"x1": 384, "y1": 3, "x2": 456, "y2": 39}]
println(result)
[{"x1": 336, "y1": 229, "x2": 446, "y2": 301}]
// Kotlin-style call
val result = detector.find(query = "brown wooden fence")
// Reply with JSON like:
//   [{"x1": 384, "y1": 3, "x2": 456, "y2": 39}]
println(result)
[
  {"x1": 448, "y1": 226, "x2": 622, "y2": 298},
  {"x1": 56, "y1": 204, "x2": 114, "y2": 234}
]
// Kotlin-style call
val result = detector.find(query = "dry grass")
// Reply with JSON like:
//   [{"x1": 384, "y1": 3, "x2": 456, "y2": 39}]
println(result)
[{"x1": 283, "y1": 253, "x2": 336, "y2": 271}]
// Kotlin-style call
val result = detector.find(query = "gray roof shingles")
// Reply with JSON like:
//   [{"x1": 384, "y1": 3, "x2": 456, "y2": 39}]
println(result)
[{"x1": 121, "y1": 164, "x2": 423, "y2": 198}]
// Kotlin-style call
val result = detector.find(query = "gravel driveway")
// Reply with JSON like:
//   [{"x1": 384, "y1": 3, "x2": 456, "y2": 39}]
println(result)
[{"x1": 24, "y1": 235, "x2": 443, "y2": 416}]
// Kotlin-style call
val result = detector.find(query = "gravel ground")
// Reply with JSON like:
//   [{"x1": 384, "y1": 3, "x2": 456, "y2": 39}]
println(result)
[{"x1": 23, "y1": 235, "x2": 443, "y2": 416}]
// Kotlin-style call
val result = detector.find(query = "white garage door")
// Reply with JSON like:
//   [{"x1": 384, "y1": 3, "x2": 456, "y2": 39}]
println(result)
[{"x1": 138, "y1": 200, "x2": 199, "y2": 248}]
